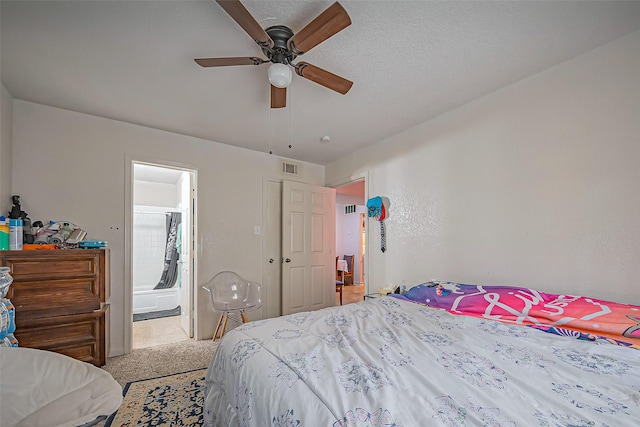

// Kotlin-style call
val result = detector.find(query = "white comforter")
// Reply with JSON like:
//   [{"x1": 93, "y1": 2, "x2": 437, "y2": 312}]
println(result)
[{"x1": 204, "y1": 296, "x2": 640, "y2": 426}]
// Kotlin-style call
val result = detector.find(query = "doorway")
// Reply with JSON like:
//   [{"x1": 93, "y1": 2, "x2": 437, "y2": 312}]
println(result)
[
  {"x1": 131, "y1": 162, "x2": 196, "y2": 349},
  {"x1": 335, "y1": 178, "x2": 366, "y2": 302}
]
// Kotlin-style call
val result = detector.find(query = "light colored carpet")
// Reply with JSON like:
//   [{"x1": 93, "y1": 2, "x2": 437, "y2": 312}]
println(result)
[
  {"x1": 133, "y1": 316, "x2": 189, "y2": 349},
  {"x1": 103, "y1": 339, "x2": 219, "y2": 387}
]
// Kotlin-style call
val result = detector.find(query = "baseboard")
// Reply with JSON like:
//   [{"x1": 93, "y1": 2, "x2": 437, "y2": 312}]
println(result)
[{"x1": 109, "y1": 346, "x2": 125, "y2": 357}]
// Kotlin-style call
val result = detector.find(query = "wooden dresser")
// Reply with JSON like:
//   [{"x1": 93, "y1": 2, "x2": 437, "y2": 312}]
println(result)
[{"x1": 0, "y1": 249, "x2": 110, "y2": 366}]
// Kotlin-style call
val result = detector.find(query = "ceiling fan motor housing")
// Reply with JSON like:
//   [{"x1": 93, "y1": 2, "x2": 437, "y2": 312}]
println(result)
[{"x1": 263, "y1": 25, "x2": 295, "y2": 64}]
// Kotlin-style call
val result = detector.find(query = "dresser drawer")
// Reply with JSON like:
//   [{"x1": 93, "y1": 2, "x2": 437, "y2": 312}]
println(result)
[
  {"x1": 8, "y1": 277, "x2": 101, "y2": 319},
  {"x1": 15, "y1": 305, "x2": 109, "y2": 366},
  {"x1": 3, "y1": 251, "x2": 99, "y2": 278},
  {"x1": 1, "y1": 249, "x2": 109, "y2": 303}
]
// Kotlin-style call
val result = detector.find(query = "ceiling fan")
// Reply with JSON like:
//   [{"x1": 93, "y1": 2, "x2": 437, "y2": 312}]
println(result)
[{"x1": 195, "y1": 0, "x2": 353, "y2": 108}]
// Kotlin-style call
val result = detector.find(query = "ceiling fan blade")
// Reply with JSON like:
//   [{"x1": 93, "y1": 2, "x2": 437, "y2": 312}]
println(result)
[
  {"x1": 271, "y1": 85, "x2": 286, "y2": 108},
  {"x1": 194, "y1": 57, "x2": 265, "y2": 67},
  {"x1": 295, "y1": 62, "x2": 353, "y2": 95},
  {"x1": 287, "y1": 2, "x2": 351, "y2": 55},
  {"x1": 215, "y1": 0, "x2": 272, "y2": 48}
]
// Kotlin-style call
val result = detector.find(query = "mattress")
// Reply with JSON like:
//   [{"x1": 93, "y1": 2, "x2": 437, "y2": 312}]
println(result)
[{"x1": 204, "y1": 291, "x2": 640, "y2": 426}]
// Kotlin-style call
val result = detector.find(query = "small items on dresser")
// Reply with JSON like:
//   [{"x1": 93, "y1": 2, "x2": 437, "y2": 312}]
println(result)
[{"x1": 2, "y1": 194, "x2": 107, "y2": 251}]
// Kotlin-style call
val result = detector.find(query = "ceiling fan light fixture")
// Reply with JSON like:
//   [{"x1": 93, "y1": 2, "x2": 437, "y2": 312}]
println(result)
[{"x1": 268, "y1": 63, "x2": 292, "y2": 88}]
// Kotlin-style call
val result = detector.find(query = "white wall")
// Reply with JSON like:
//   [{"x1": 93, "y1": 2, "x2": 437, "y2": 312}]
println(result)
[
  {"x1": 327, "y1": 30, "x2": 640, "y2": 306},
  {"x1": 134, "y1": 181, "x2": 179, "y2": 207},
  {"x1": 11, "y1": 101, "x2": 324, "y2": 355},
  {"x1": 0, "y1": 84, "x2": 12, "y2": 213}
]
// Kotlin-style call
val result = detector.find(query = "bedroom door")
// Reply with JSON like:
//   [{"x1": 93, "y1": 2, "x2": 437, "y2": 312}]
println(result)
[{"x1": 281, "y1": 180, "x2": 336, "y2": 315}]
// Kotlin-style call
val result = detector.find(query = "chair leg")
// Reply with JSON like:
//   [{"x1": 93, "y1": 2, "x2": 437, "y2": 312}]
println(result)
[
  {"x1": 240, "y1": 310, "x2": 249, "y2": 323},
  {"x1": 212, "y1": 313, "x2": 225, "y2": 342},
  {"x1": 220, "y1": 314, "x2": 229, "y2": 339},
  {"x1": 338, "y1": 287, "x2": 343, "y2": 305}
]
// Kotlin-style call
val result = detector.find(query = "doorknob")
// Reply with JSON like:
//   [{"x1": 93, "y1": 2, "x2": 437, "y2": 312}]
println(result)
[
  {"x1": 284, "y1": 258, "x2": 291, "y2": 263},
  {"x1": 269, "y1": 258, "x2": 274, "y2": 263}
]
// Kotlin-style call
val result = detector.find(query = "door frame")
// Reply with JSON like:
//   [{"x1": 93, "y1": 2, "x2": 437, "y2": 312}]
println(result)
[
  {"x1": 178, "y1": 171, "x2": 194, "y2": 337},
  {"x1": 327, "y1": 171, "x2": 369, "y2": 293},
  {"x1": 124, "y1": 156, "x2": 198, "y2": 354}
]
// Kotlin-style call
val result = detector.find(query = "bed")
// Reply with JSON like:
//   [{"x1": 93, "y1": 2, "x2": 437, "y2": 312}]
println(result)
[{"x1": 204, "y1": 282, "x2": 640, "y2": 426}]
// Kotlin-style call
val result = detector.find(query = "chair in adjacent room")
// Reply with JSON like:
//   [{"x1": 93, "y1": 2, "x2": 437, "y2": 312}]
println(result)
[
  {"x1": 202, "y1": 271, "x2": 261, "y2": 341},
  {"x1": 343, "y1": 254, "x2": 354, "y2": 285},
  {"x1": 336, "y1": 256, "x2": 344, "y2": 305}
]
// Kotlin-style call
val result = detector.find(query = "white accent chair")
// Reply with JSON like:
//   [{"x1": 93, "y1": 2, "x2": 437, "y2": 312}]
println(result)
[{"x1": 202, "y1": 271, "x2": 261, "y2": 341}]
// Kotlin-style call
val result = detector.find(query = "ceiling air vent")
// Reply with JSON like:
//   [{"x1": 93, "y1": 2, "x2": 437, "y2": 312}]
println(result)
[
  {"x1": 345, "y1": 204, "x2": 357, "y2": 214},
  {"x1": 281, "y1": 161, "x2": 301, "y2": 176}
]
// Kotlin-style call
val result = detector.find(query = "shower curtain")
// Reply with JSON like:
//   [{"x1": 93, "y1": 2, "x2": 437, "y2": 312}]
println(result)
[{"x1": 154, "y1": 212, "x2": 182, "y2": 290}]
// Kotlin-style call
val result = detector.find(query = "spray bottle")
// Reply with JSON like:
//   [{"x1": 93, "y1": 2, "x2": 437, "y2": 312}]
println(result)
[
  {"x1": 9, "y1": 219, "x2": 23, "y2": 250},
  {"x1": 0, "y1": 217, "x2": 9, "y2": 251}
]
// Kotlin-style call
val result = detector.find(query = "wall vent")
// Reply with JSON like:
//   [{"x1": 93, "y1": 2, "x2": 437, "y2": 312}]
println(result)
[
  {"x1": 344, "y1": 204, "x2": 357, "y2": 214},
  {"x1": 281, "y1": 161, "x2": 301, "y2": 176}
]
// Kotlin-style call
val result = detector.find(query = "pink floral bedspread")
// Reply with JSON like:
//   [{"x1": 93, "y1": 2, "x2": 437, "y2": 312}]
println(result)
[{"x1": 399, "y1": 282, "x2": 640, "y2": 348}]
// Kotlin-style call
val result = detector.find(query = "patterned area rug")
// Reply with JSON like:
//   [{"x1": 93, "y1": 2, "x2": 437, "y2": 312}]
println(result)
[{"x1": 106, "y1": 368, "x2": 206, "y2": 426}]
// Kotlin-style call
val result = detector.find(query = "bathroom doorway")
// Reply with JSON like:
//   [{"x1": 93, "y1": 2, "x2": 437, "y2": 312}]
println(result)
[{"x1": 131, "y1": 163, "x2": 196, "y2": 349}]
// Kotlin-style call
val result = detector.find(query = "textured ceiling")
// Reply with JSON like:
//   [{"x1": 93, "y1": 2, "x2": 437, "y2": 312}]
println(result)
[{"x1": 3, "y1": 1, "x2": 640, "y2": 165}]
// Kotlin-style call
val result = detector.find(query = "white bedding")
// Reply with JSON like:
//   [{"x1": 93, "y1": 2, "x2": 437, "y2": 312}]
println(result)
[{"x1": 204, "y1": 296, "x2": 640, "y2": 426}]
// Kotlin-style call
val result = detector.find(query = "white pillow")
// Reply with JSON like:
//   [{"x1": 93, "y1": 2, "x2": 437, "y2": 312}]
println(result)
[{"x1": 0, "y1": 347, "x2": 122, "y2": 427}]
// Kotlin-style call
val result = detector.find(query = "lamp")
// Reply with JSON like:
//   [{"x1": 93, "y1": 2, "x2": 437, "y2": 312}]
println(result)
[{"x1": 268, "y1": 63, "x2": 292, "y2": 88}]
